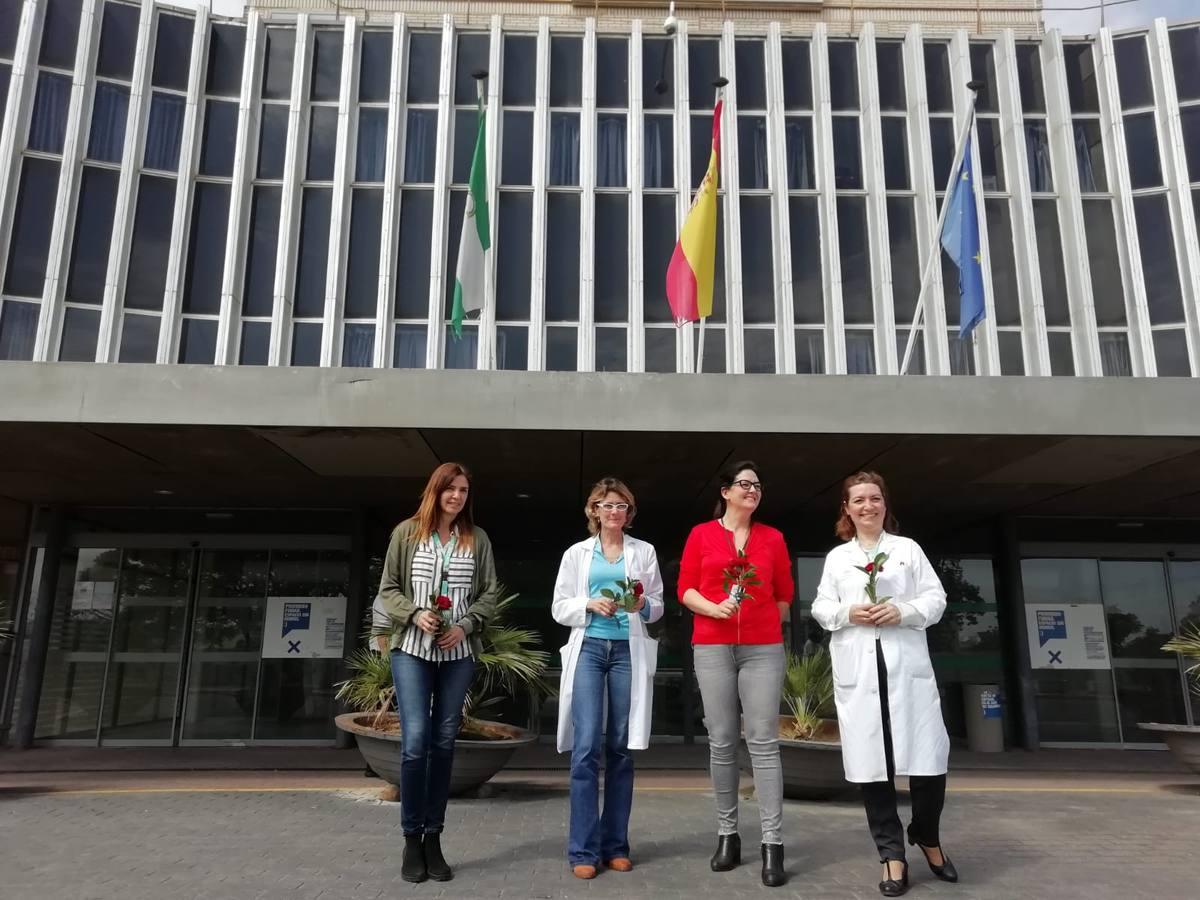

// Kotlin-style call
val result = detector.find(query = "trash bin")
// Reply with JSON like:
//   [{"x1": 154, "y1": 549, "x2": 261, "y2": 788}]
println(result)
[{"x1": 964, "y1": 683, "x2": 1004, "y2": 753}]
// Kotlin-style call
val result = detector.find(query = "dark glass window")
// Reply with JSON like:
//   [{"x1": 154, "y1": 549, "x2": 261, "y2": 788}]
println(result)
[
  {"x1": 744, "y1": 329, "x2": 774, "y2": 373},
  {"x1": 496, "y1": 192, "x2": 532, "y2": 320},
  {"x1": 454, "y1": 33, "x2": 489, "y2": 106},
  {"x1": 199, "y1": 99, "x2": 237, "y2": 177},
  {"x1": 206, "y1": 24, "x2": 245, "y2": 96},
  {"x1": 395, "y1": 189, "x2": 433, "y2": 318},
  {"x1": 154, "y1": 13, "x2": 194, "y2": 91},
  {"x1": 39, "y1": 0, "x2": 83, "y2": 70},
  {"x1": 1025, "y1": 121, "x2": 1053, "y2": 192},
  {"x1": 1124, "y1": 112, "x2": 1163, "y2": 189},
  {"x1": 887, "y1": 197, "x2": 918, "y2": 322},
  {"x1": 738, "y1": 116, "x2": 768, "y2": 189},
  {"x1": 1099, "y1": 332, "x2": 1132, "y2": 376},
  {"x1": 310, "y1": 29, "x2": 343, "y2": 102},
  {"x1": 117, "y1": 313, "x2": 159, "y2": 362},
  {"x1": 881, "y1": 117, "x2": 909, "y2": 190},
  {"x1": 342, "y1": 323, "x2": 374, "y2": 367},
  {"x1": 1073, "y1": 120, "x2": 1106, "y2": 192},
  {"x1": 58, "y1": 306, "x2": 100, "y2": 361},
  {"x1": 0, "y1": 65, "x2": 9, "y2": 127},
  {"x1": 550, "y1": 37, "x2": 582, "y2": 107},
  {"x1": 741, "y1": 196, "x2": 774, "y2": 324},
  {"x1": 0, "y1": 300, "x2": 38, "y2": 360},
  {"x1": 691, "y1": 113, "x2": 714, "y2": 189},
  {"x1": 1016, "y1": 44, "x2": 1045, "y2": 114},
  {"x1": 785, "y1": 117, "x2": 814, "y2": 190},
  {"x1": 344, "y1": 189, "x2": 383, "y2": 319},
  {"x1": 831, "y1": 117, "x2": 862, "y2": 189},
  {"x1": 644, "y1": 114, "x2": 673, "y2": 189},
  {"x1": 545, "y1": 193, "x2": 580, "y2": 321},
  {"x1": 503, "y1": 35, "x2": 536, "y2": 106},
  {"x1": 735, "y1": 40, "x2": 766, "y2": 110},
  {"x1": 306, "y1": 105, "x2": 338, "y2": 181},
  {"x1": 688, "y1": 40, "x2": 720, "y2": 109},
  {"x1": 404, "y1": 109, "x2": 437, "y2": 182},
  {"x1": 182, "y1": 182, "x2": 230, "y2": 314},
  {"x1": 876, "y1": 41, "x2": 905, "y2": 112},
  {"x1": 594, "y1": 195, "x2": 628, "y2": 324},
  {"x1": 643, "y1": 196, "x2": 675, "y2": 324},
  {"x1": 930, "y1": 117, "x2": 955, "y2": 188},
  {"x1": 643, "y1": 37, "x2": 673, "y2": 110},
  {"x1": 1135, "y1": 194, "x2": 1184, "y2": 325},
  {"x1": 998, "y1": 330, "x2": 1024, "y2": 375},
  {"x1": 1153, "y1": 329, "x2": 1191, "y2": 377},
  {"x1": 496, "y1": 325, "x2": 528, "y2": 369},
  {"x1": 242, "y1": 185, "x2": 280, "y2": 317},
  {"x1": 1182, "y1": 107, "x2": 1200, "y2": 182},
  {"x1": 407, "y1": 33, "x2": 440, "y2": 104},
  {"x1": 1114, "y1": 36, "x2": 1153, "y2": 109},
  {"x1": 87, "y1": 82, "x2": 129, "y2": 163},
  {"x1": 29, "y1": 72, "x2": 71, "y2": 153},
  {"x1": 644, "y1": 326, "x2": 675, "y2": 372},
  {"x1": 597, "y1": 113, "x2": 626, "y2": 188},
  {"x1": 1048, "y1": 331, "x2": 1074, "y2": 376},
  {"x1": 239, "y1": 320, "x2": 270, "y2": 365},
  {"x1": 294, "y1": 188, "x2": 332, "y2": 317},
  {"x1": 143, "y1": 92, "x2": 186, "y2": 171},
  {"x1": 838, "y1": 197, "x2": 871, "y2": 324},
  {"x1": 596, "y1": 37, "x2": 628, "y2": 108},
  {"x1": 67, "y1": 167, "x2": 120, "y2": 304},
  {"x1": 1170, "y1": 27, "x2": 1200, "y2": 102},
  {"x1": 97, "y1": 1, "x2": 139, "y2": 80},
  {"x1": 548, "y1": 112, "x2": 580, "y2": 186},
  {"x1": 781, "y1": 40, "x2": 812, "y2": 110},
  {"x1": 257, "y1": 104, "x2": 288, "y2": 179},
  {"x1": 290, "y1": 321, "x2": 322, "y2": 365},
  {"x1": 124, "y1": 175, "x2": 176, "y2": 310},
  {"x1": 1033, "y1": 200, "x2": 1070, "y2": 327},
  {"x1": 790, "y1": 196, "x2": 823, "y2": 325},
  {"x1": 924, "y1": 43, "x2": 952, "y2": 113},
  {"x1": 845, "y1": 331, "x2": 875, "y2": 374},
  {"x1": 393, "y1": 323, "x2": 426, "y2": 368},
  {"x1": 502, "y1": 111, "x2": 533, "y2": 185},
  {"x1": 262, "y1": 28, "x2": 295, "y2": 101},
  {"x1": 1083, "y1": 198, "x2": 1126, "y2": 327},
  {"x1": 828, "y1": 42, "x2": 858, "y2": 111},
  {"x1": 545, "y1": 326, "x2": 576, "y2": 372},
  {"x1": 986, "y1": 200, "x2": 1020, "y2": 327},
  {"x1": 4, "y1": 158, "x2": 60, "y2": 297},
  {"x1": 1063, "y1": 43, "x2": 1099, "y2": 114},
  {"x1": 977, "y1": 117, "x2": 1004, "y2": 191},
  {"x1": 595, "y1": 328, "x2": 625, "y2": 373},
  {"x1": 454, "y1": 108, "x2": 479, "y2": 184},
  {"x1": 969, "y1": 44, "x2": 999, "y2": 113},
  {"x1": 359, "y1": 31, "x2": 392, "y2": 102},
  {"x1": 178, "y1": 318, "x2": 217, "y2": 364},
  {"x1": 1, "y1": 0, "x2": 22, "y2": 57},
  {"x1": 444, "y1": 324, "x2": 478, "y2": 369},
  {"x1": 796, "y1": 329, "x2": 825, "y2": 374},
  {"x1": 356, "y1": 108, "x2": 387, "y2": 183}
]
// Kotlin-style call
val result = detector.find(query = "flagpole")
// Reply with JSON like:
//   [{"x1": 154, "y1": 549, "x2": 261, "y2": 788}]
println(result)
[
  {"x1": 696, "y1": 76, "x2": 728, "y2": 375},
  {"x1": 898, "y1": 80, "x2": 985, "y2": 376}
]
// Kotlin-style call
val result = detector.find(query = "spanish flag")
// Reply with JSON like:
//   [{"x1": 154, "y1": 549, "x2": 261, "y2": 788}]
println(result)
[{"x1": 666, "y1": 98, "x2": 722, "y2": 325}]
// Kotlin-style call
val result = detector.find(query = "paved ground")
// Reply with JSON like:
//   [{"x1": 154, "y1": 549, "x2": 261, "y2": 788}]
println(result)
[{"x1": 1, "y1": 774, "x2": 1197, "y2": 900}]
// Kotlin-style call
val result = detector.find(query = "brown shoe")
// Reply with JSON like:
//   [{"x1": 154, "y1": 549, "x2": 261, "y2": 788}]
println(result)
[
  {"x1": 572, "y1": 865, "x2": 598, "y2": 880},
  {"x1": 605, "y1": 857, "x2": 633, "y2": 872}
]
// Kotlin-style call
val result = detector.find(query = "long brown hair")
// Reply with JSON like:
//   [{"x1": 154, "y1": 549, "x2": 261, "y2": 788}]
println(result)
[
  {"x1": 835, "y1": 470, "x2": 899, "y2": 541},
  {"x1": 410, "y1": 462, "x2": 475, "y2": 550}
]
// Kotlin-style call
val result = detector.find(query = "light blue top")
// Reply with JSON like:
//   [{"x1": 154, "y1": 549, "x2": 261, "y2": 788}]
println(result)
[{"x1": 584, "y1": 543, "x2": 651, "y2": 639}]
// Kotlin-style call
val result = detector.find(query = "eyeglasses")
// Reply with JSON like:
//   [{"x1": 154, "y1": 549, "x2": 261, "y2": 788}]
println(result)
[
  {"x1": 732, "y1": 480, "x2": 763, "y2": 493},
  {"x1": 596, "y1": 502, "x2": 631, "y2": 512}
]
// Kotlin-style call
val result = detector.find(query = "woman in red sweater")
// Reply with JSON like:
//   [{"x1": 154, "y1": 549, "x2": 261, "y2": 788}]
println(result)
[{"x1": 678, "y1": 460, "x2": 794, "y2": 888}]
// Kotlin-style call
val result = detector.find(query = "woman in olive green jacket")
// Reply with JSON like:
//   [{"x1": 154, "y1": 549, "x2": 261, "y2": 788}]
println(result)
[{"x1": 373, "y1": 462, "x2": 499, "y2": 884}]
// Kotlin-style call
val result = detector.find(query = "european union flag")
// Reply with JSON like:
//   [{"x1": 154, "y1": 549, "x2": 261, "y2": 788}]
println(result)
[{"x1": 940, "y1": 135, "x2": 985, "y2": 338}]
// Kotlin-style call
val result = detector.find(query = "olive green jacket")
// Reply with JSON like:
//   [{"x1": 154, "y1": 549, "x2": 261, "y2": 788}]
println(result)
[{"x1": 372, "y1": 519, "x2": 500, "y2": 656}]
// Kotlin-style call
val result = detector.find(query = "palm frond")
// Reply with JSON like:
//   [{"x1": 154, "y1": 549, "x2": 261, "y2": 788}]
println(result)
[
  {"x1": 781, "y1": 649, "x2": 835, "y2": 738},
  {"x1": 1163, "y1": 624, "x2": 1200, "y2": 693}
]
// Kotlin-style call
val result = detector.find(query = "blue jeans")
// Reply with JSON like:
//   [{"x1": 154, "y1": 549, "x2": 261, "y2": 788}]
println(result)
[
  {"x1": 390, "y1": 650, "x2": 476, "y2": 836},
  {"x1": 568, "y1": 637, "x2": 634, "y2": 866}
]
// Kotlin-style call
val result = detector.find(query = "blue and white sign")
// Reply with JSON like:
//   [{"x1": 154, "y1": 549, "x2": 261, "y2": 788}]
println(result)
[
  {"x1": 979, "y1": 688, "x2": 1003, "y2": 719},
  {"x1": 262, "y1": 596, "x2": 347, "y2": 659},
  {"x1": 1025, "y1": 603, "x2": 1111, "y2": 670}
]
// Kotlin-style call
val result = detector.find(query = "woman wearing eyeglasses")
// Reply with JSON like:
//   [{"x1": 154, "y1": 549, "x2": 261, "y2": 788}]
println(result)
[
  {"x1": 552, "y1": 477, "x2": 664, "y2": 880},
  {"x1": 678, "y1": 460, "x2": 794, "y2": 887}
]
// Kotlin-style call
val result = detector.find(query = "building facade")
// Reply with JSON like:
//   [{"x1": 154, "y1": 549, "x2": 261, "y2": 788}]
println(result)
[{"x1": 1, "y1": 0, "x2": 1199, "y2": 754}]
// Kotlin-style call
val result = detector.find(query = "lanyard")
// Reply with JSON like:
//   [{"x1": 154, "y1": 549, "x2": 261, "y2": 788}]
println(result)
[{"x1": 431, "y1": 531, "x2": 457, "y2": 596}]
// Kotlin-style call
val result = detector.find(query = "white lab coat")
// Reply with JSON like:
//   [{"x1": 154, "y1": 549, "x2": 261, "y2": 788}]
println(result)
[
  {"x1": 811, "y1": 532, "x2": 950, "y2": 783},
  {"x1": 551, "y1": 535, "x2": 664, "y2": 753}
]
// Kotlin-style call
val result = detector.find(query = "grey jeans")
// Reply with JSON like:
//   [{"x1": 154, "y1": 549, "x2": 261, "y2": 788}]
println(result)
[{"x1": 693, "y1": 643, "x2": 786, "y2": 845}]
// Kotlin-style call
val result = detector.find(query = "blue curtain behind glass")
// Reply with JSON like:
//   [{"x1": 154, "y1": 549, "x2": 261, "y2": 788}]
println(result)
[
  {"x1": 29, "y1": 72, "x2": 71, "y2": 153},
  {"x1": 596, "y1": 115, "x2": 626, "y2": 187},
  {"x1": 88, "y1": 82, "x2": 129, "y2": 162},
  {"x1": 144, "y1": 92, "x2": 186, "y2": 171},
  {"x1": 549, "y1": 114, "x2": 580, "y2": 186}
]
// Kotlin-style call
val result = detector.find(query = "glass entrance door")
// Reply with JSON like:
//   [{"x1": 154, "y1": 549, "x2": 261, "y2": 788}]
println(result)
[{"x1": 1167, "y1": 560, "x2": 1200, "y2": 725}]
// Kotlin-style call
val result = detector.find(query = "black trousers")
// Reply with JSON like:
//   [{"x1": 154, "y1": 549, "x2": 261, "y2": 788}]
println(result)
[{"x1": 860, "y1": 638, "x2": 946, "y2": 862}]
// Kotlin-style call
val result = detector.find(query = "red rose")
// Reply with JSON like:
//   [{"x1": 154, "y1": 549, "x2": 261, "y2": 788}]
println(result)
[
  {"x1": 864, "y1": 563, "x2": 875, "y2": 574},
  {"x1": 435, "y1": 595, "x2": 452, "y2": 610},
  {"x1": 633, "y1": 581, "x2": 644, "y2": 597}
]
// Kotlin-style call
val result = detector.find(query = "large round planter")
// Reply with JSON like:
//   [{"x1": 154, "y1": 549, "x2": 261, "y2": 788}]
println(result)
[
  {"x1": 1137, "y1": 722, "x2": 1200, "y2": 774},
  {"x1": 334, "y1": 712, "x2": 536, "y2": 795},
  {"x1": 739, "y1": 716, "x2": 852, "y2": 802}
]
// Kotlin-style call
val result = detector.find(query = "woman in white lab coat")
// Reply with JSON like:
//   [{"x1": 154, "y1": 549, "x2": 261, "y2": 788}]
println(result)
[
  {"x1": 552, "y1": 477, "x2": 664, "y2": 880},
  {"x1": 811, "y1": 471, "x2": 957, "y2": 898}
]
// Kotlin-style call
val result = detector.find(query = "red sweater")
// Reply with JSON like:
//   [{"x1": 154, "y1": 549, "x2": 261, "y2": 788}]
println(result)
[{"x1": 678, "y1": 519, "x2": 794, "y2": 645}]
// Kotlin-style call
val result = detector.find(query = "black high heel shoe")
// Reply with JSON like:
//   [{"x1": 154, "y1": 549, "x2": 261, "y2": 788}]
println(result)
[
  {"x1": 878, "y1": 859, "x2": 909, "y2": 897},
  {"x1": 710, "y1": 833, "x2": 741, "y2": 871},
  {"x1": 907, "y1": 826, "x2": 959, "y2": 883}
]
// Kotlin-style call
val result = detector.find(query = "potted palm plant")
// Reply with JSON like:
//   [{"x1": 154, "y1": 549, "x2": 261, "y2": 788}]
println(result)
[
  {"x1": 774, "y1": 648, "x2": 852, "y2": 800},
  {"x1": 334, "y1": 590, "x2": 551, "y2": 795},
  {"x1": 1138, "y1": 624, "x2": 1200, "y2": 773}
]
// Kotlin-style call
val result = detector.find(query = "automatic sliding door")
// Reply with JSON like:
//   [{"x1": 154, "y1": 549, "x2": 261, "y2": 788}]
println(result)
[{"x1": 1167, "y1": 560, "x2": 1200, "y2": 726}]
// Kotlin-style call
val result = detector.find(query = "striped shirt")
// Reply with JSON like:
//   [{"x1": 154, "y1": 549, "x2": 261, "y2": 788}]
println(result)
[{"x1": 394, "y1": 535, "x2": 476, "y2": 662}]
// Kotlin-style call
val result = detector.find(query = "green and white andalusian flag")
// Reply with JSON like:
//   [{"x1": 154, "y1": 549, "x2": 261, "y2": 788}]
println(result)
[{"x1": 451, "y1": 89, "x2": 490, "y2": 337}]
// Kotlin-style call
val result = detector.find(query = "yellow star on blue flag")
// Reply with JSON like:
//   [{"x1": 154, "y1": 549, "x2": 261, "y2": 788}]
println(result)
[{"x1": 940, "y1": 135, "x2": 985, "y2": 338}]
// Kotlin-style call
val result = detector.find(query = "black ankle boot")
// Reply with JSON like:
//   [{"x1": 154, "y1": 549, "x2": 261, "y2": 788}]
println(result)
[
  {"x1": 401, "y1": 834, "x2": 427, "y2": 883},
  {"x1": 761, "y1": 843, "x2": 786, "y2": 887},
  {"x1": 710, "y1": 833, "x2": 741, "y2": 871},
  {"x1": 424, "y1": 833, "x2": 453, "y2": 882}
]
